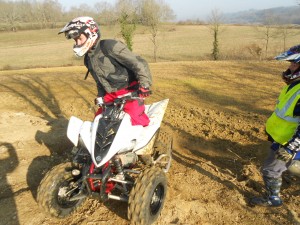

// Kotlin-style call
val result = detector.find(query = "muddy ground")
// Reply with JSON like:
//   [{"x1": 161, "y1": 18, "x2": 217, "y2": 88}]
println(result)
[{"x1": 1, "y1": 62, "x2": 300, "y2": 225}]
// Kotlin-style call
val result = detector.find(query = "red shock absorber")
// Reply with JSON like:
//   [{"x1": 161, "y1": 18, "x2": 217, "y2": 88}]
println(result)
[
  {"x1": 88, "y1": 162, "x2": 98, "y2": 191},
  {"x1": 88, "y1": 162, "x2": 116, "y2": 193}
]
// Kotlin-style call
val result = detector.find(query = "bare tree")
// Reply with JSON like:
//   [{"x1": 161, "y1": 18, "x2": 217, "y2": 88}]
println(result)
[
  {"x1": 138, "y1": 0, "x2": 175, "y2": 62},
  {"x1": 276, "y1": 24, "x2": 299, "y2": 52},
  {"x1": 19, "y1": 1, "x2": 36, "y2": 26},
  {"x1": 42, "y1": 0, "x2": 62, "y2": 28},
  {"x1": 274, "y1": 15, "x2": 300, "y2": 52},
  {"x1": 255, "y1": 11, "x2": 278, "y2": 59},
  {"x1": 208, "y1": 8, "x2": 223, "y2": 60},
  {"x1": 30, "y1": 0, "x2": 62, "y2": 29},
  {"x1": 68, "y1": 3, "x2": 96, "y2": 19},
  {"x1": 94, "y1": 1, "x2": 116, "y2": 25},
  {"x1": 0, "y1": 1, "x2": 22, "y2": 31}
]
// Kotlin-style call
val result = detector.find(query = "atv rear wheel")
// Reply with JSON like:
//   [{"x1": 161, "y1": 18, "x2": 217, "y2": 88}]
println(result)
[
  {"x1": 153, "y1": 130, "x2": 172, "y2": 155},
  {"x1": 37, "y1": 162, "x2": 86, "y2": 218},
  {"x1": 128, "y1": 166, "x2": 167, "y2": 225}
]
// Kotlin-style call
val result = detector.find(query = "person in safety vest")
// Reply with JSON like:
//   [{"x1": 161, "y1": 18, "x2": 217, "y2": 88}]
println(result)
[
  {"x1": 250, "y1": 44, "x2": 300, "y2": 207},
  {"x1": 59, "y1": 17, "x2": 152, "y2": 126}
]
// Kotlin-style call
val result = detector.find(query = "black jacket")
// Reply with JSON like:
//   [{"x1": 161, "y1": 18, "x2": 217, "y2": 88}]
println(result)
[{"x1": 84, "y1": 39, "x2": 152, "y2": 97}]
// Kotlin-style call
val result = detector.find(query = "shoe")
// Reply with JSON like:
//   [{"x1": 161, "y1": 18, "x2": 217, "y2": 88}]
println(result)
[{"x1": 250, "y1": 195, "x2": 283, "y2": 207}]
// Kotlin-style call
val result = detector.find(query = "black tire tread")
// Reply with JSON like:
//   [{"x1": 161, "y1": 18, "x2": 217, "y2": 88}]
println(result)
[
  {"x1": 153, "y1": 131, "x2": 172, "y2": 154},
  {"x1": 37, "y1": 162, "x2": 85, "y2": 218},
  {"x1": 128, "y1": 166, "x2": 167, "y2": 225}
]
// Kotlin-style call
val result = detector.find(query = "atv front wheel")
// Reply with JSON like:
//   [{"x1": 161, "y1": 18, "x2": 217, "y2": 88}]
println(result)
[
  {"x1": 37, "y1": 162, "x2": 86, "y2": 218},
  {"x1": 128, "y1": 166, "x2": 167, "y2": 225}
]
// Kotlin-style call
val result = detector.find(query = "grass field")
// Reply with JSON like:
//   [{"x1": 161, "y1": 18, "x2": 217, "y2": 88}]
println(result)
[{"x1": 1, "y1": 24, "x2": 300, "y2": 70}]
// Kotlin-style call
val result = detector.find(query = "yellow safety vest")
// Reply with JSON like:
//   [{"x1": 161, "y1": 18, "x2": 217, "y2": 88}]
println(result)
[{"x1": 266, "y1": 83, "x2": 300, "y2": 145}]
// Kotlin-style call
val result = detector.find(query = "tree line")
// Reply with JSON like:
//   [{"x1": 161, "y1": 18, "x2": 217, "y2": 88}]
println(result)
[
  {"x1": 0, "y1": 0, "x2": 175, "y2": 62},
  {"x1": 0, "y1": 0, "x2": 175, "y2": 31}
]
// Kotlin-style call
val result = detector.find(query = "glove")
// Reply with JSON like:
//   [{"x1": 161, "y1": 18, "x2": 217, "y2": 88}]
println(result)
[
  {"x1": 138, "y1": 86, "x2": 152, "y2": 98},
  {"x1": 275, "y1": 147, "x2": 293, "y2": 162},
  {"x1": 94, "y1": 97, "x2": 104, "y2": 106}
]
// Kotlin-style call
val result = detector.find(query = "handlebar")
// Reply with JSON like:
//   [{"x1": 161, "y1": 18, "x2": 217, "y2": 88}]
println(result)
[
  {"x1": 113, "y1": 91, "x2": 141, "y2": 104},
  {"x1": 96, "y1": 91, "x2": 141, "y2": 107}
]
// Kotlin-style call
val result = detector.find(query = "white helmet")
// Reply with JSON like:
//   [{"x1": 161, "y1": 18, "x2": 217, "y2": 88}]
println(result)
[{"x1": 59, "y1": 16, "x2": 100, "y2": 57}]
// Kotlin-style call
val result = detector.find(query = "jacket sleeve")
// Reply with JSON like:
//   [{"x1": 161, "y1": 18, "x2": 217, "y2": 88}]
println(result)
[
  {"x1": 285, "y1": 125, "x2": 300, "y2": 152},
  {"x1": 84, "y1": 53, "x2": 106, "y2": 97},
  {"x1": 104, "y1": 40, "x2": 152, "y2": 88},
  {"x1": 95, "y1": 81, "x2": 106, "y2": 97}
]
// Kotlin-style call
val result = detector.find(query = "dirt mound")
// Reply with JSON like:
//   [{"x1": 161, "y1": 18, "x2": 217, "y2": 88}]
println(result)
[{"x1": 1, "y1": 62, "x2": 300, "y2": 225}]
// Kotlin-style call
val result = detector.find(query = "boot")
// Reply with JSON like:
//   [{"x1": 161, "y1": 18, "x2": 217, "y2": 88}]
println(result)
[{"x1": 250, "y1": 176, "x2": 283, "y2": 207}]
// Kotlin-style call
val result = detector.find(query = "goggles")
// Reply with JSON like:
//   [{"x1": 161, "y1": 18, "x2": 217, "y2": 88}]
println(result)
[{"x1": 65, "y1": 30, "x2": 81, "y2": 40}]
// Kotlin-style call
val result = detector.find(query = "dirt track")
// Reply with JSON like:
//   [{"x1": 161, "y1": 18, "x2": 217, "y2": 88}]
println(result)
[{"x1": 1, "y1": 62, "x2": 300, "y2": 225}]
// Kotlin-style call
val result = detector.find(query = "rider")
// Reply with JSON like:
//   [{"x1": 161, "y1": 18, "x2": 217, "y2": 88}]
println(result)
[
  {"x1": 59, "y1": 16, "x2": 152, "y2": 126},
  {"x1": 250, "y1": 44, "x2": 300, "y2": 207}
]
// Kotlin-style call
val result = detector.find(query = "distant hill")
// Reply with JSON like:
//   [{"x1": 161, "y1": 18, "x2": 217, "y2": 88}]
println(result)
[{"x1": 223, "y1": 6, "x2": 300, "y2": 24}]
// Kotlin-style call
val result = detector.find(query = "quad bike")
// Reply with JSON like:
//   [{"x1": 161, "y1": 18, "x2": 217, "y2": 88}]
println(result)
[{"x1": 37, "y1": 92, "x2": 172, "y2": 225}]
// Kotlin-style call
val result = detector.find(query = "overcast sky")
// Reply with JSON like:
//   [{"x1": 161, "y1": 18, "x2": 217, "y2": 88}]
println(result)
[{"x1": 58, "y1": 0, "x2": 299, "y2": 20}]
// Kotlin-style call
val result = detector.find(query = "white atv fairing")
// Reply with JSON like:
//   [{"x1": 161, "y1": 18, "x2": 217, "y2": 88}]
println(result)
[{"x1": 67, "y1": 99, "x2": 169, "y2": 167}]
